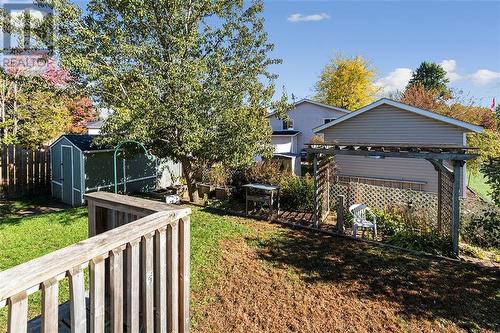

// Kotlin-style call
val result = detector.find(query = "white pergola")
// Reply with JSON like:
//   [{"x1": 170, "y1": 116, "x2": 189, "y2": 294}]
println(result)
[{"x1": 306, "y1": 142, "x2": 479, "y2": 256}]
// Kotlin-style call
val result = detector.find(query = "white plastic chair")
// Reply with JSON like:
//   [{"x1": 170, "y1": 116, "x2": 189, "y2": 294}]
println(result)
[{"x1": 349, "y1": 204, "x2": 377, "y2": 239}]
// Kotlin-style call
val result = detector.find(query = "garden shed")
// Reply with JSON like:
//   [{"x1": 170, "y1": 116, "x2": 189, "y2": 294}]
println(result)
[{"x1": 50, "y1": 135, "x2": 157, "y2": 206}]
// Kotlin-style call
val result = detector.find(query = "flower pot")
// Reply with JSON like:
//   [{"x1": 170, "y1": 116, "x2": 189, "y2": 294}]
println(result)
[
  {"x1": 197, "y1": 183, "x2": 214, "y2": 199},
  {"x1": 215, "y1": 186, "x2": 234, "y2": 200}
]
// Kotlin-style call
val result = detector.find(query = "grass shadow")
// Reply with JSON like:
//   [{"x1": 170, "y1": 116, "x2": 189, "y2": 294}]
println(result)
[{"x1": 254, "y1": 228, "x2": 500, "y2": 332}]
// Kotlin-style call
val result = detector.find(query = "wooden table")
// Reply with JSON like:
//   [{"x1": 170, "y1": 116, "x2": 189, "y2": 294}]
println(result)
[{"x1": 242, "y1": 183, "x2": 280, "y2": 217}]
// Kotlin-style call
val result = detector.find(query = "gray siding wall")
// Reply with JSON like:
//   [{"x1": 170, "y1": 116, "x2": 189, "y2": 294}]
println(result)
[
  {"x1": 321, "y1": 104, "x2": 465, "y2": 144},
  {"x1": 320, "y1": 104, "x2": 469, "y2": 194},
  {"x1": 269, "y1": 102, "x2": 347, "y2": 152},
  {"x1": 335, "y1": 155, "x2": 439, "y2": 192}
]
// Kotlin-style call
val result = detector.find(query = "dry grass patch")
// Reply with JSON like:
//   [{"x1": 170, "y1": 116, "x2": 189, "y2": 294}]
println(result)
[{"x1": 192, "y1": 211, "x2": 500, "y2": 333}]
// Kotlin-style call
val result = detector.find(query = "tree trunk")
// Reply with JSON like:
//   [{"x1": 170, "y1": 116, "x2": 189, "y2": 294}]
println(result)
[{"x1": 180, "y1": 158, "x2": 198, "y2": 203}]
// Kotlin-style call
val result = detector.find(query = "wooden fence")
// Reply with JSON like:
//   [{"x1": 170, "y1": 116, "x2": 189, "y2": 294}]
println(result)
[
  {"x1": 0, "y1": 192, "x2": 191, "y2": 332},
  {"x1": 0, "y1": 144, "x2": 50, "y2": 198}
]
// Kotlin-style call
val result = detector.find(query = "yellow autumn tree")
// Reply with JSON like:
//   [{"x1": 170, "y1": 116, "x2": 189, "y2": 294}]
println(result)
[{"x1": 315, "y1": 54, "x2": 379, "y2": 110}]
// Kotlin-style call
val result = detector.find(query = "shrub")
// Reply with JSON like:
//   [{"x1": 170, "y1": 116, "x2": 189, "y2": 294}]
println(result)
[
  {"x1": 386, "y1": 231, "x2": 454, "y2": 256},
  {"x1": 481, "y1": 157, "x2": 500, "y2": 206},
  {"x1": 371, "y1": 209, "x2": 405, "y2": 239},
  {"x1": 280, "y1": 174, "x2": 315, "y2": 212},
  {"x1": 207, "y1": 163, "x2": 231, "y2": 187},
  {"x1": 462, "y1": 210, "x2": 500, "y2": 249},
  {"x1": 246, "y1": 160, "x2": 289, "y2": 186}
]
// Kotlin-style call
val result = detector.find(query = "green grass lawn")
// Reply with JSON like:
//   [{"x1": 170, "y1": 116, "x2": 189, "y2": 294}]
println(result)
[
  {"x1": 0, "y1": 199, "x2": 248, "y2": 331},
  {"x1": 467, "y1": 172, "x2": 492, "y2": 202},
  {"x1": 1, "y1": 198, "x2": 498, "y2": 332}
]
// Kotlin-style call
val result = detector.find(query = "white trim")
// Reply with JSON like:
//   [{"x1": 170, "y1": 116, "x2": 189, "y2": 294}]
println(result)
[
  {"x1": 313, "y1": 98, "x2": 484, "y2": 133},
  {"x1": 80, "y1": 153, "x2": 85, "y2": 204},
  {"x1": 51, "y1": 180, "x2": 62, "y2": 186},
  {"x1": 50, "y1": 135, "x2": 83, "y2": 153},
  {"x1": 85, "y1": 175, "x2": 157, "y2": 192},
  {"x1": 267, "y1": 98, "x2": 350, "y2": 118},
  {"x1": 73, "y1": 188, "x2": 81, "y2": 192}
]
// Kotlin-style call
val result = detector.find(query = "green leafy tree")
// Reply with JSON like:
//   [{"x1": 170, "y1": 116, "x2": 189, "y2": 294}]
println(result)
[
  {"x1": 48, "y1": 0, "x2": 289, "y2": 200},
  {"x1": 315, "y1": 54, "x2": 379, "y2": 110},
  {"x1": 481, "y1": 157, "x2": 500, "y2": 206},
  {"x1": 406, "y1": 62, "x2": 450, "y2": 98}
]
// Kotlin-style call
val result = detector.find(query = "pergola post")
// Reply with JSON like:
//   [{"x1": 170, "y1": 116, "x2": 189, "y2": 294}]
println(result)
[
  {"x1": 451, "y1": 160, "x2": 463, "y2": 256},
  {"x1": 313, "y1": 154, "x2": 319, "y2": 227}
]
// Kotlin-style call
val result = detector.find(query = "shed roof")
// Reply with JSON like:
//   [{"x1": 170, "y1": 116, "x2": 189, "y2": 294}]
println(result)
[
  {"x1": 313, "y1": 98, "x2": 484, "y2": 133},
  {"x1": 53, "y1": 134, "x2": 112, "y2": 152}
]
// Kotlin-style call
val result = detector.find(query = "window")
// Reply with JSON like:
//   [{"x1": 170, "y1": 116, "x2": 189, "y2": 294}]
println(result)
[
  {"x1": 324, "y1": 118, "x2": 335, "y2": 124},
  {"x1": 282, "y1": 119, "x2": 294, "y2": 130}
]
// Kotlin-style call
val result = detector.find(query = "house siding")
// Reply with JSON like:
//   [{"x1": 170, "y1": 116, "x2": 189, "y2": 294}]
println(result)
[
  {"x1": 322, "y1": 104, "x2": 465, "y2": 145},
  {"x1": 269, "y1": 102, "x2": 347, "y2": 151},
  {"x1": 319, "y1": 104, "x2": 469, "y2": 194}
]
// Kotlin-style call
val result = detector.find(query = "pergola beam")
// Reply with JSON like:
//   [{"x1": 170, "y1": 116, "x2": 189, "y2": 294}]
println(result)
[{"x1": 306, "y1": 148, "x2": 477, "y2": 161}]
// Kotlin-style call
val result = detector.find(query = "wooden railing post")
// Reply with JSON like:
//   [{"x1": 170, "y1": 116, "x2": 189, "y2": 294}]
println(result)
[
  {"x1": 8, "y1": 291, "x2": 28, "y2": 333},
  {"x1": 126, "y1": 239, "x2": 141, "y2": 333},
  {"x1": 68, "y1": 265, "x2": 86, "y2": 333},
  {"x1": 178, "y1": 216, "x2": 191, "y2": 333},
  {"x1": 110, "y1": 245, "x2": 126, "y2": 333},
  {"x1": 155, "y1": 226, "x2": 168, "y2": 332},
  {"x1": 167, "y1": 222, "x2": 179, "y2": 333},
  {"x1": 336, "y1": 195, "x2": 345, "y2": 235},
  {"x1": 41, "y1": 278, "x2": 59, "y2": 333},
  {"x1": 90, "y1": 255, "x2": 106, "y2": 333},
  {"x1": 141, "y1": 232, "x2": 155, "y2": 333}
]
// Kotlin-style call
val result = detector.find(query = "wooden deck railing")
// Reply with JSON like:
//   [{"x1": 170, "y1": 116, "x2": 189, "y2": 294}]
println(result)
[{"x1": 0, "y1": 192, "x2": 191, "y2": 333}]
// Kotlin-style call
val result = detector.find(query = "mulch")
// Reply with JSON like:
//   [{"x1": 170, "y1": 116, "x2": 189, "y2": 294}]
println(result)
[{"x1": 192, "y1": 220, "x2": 500, "y2": 333}]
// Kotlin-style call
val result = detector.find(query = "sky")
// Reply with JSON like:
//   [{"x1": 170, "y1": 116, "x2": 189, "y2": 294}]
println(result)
[
  {"x1": 262, "y1": 0, "x2": 500, "y2": 107},
  {"x1": 3, "y1": 0, "x2": 499, "y2": 108}
]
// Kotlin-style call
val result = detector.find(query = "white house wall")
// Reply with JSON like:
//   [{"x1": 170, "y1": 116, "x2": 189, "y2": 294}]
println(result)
[{"x1": 271, "y1": 136, "x2": 295, "y2": 154}]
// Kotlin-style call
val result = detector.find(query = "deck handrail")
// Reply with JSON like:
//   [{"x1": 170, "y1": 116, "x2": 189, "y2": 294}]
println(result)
[{"x1": 0, "y1": 192, "x2": 191, "y2": 333}]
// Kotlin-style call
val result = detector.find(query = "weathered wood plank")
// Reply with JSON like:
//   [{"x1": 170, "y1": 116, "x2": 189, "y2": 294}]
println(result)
[
  {"x1": 178, "y1": 216, "x2": 190, "y2": 333},
  {"x1": 110, "y1": 245, "x2": 125, "y2": 333},
  {"x1": 155, "y1": 227, "x2": 167, "y2": 333},
  {"x1": 126, "y1": 239, "x2": 141, "y2": 333},
  {"x1": 88, "y1": 201, "x2": 96, "y2": 238},
  {"x1": 68, "y1": 266, "x2": 86, "y2": 333},
  {"x1": 90, "y1": 256, "x2": 105, "y2": 333},
  {"x1": 167, "y1": 222, "x2": 179, "y2": 333},
  {"x1": 41, "y1": 278, "x2": 59, "y2": 333},
  {"x1": 7, "y1": 291, "x2": 28, "y2": 333},
  {"x1": 142, "y1": 232, "x2": 155, "y2": 333}
]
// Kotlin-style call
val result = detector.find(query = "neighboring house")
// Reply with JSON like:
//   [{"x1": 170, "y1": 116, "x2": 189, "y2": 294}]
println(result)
[
  {"x1": 313, "y1": 98, "x2": 483, "y2": 196},
  {"x1": 267, "y1": 99, "x2": 350, "y2": 174},
  {"x1": 86, "y1": 120, "x2": 104, "y2": 135}
]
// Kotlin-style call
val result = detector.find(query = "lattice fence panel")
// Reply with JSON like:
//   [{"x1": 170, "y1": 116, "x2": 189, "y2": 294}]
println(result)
[
  {"x1": 330, "y1": 180, "x2": 499, "y2": 237},
  {"x1": 316, "y1": 157, "x2": 335, "y2": 223},
  {"x1": 438, "y1": 169, "x2": 454, "y2": 235}
]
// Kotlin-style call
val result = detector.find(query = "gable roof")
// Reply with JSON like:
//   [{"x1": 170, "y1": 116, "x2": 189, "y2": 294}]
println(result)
[
  {"x1": 51, "y1": 134, "x2": 112, "y2": 152},
  {"x1": 267, "y1": 98, "x2": 350, "y2": 118},
  {"x1": 313, "y1": 98, "x2": 484, "y2": 133}
]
